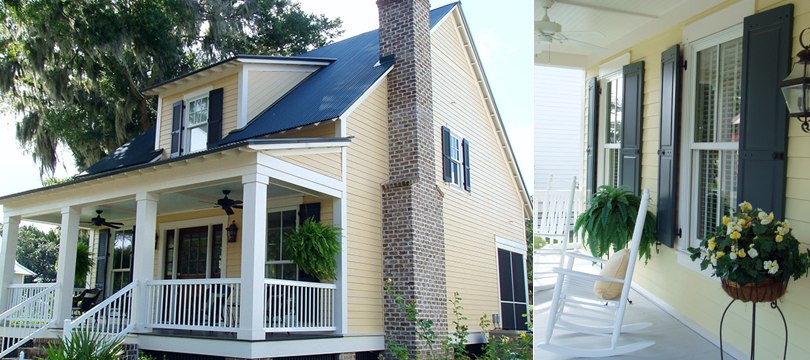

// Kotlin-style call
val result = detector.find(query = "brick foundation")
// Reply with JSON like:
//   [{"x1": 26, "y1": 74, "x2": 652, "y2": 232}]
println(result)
[{"x1": 377, "y1": 0, "x2": 448, "y2": 356}]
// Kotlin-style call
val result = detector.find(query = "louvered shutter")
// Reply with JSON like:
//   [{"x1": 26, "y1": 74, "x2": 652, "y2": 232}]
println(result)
[
  {"x1": 441, "y1": 126, "x2": 452, "y2": 182},
  {"x1": 737, "y1": 5, "x2": 793, "y2": 219},
  {"x1": 170, "y1": 101, "x2": 184, "y2": 157},
  {"x1": 299, "y1": 203, "x2": 321, "y2": 224},
  {"x1": 657, "y1": 45, "x2": 682, "y2": 248},
  {"x1": 619, "y1": 61, "x2": 644, "y2": 195},
  {"x1": 462, "y1": 138, "x2": 471, "y2": 191},
  {"x1": 95, "y1": 229, "x2": 110, "y2": 291},
  {"x1": 207, "y1": 88, "x2": 224, "y2": 148},
  {"x1": 586, "y1": 77, "x2": 599, "y2": 199}
]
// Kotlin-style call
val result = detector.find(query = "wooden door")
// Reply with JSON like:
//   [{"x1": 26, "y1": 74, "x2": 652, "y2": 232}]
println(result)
[{"x1": 177, "y1": 226, "x2": 208, "y2": 279}]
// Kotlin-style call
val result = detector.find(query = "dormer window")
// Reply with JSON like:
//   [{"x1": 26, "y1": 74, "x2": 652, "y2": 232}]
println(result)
[
  {"x1": 185, "y1": 95, "x2": 210, "y2": 153},
  {"x1": 170, "y1": 88, "x2": 224, "y2": 158}
]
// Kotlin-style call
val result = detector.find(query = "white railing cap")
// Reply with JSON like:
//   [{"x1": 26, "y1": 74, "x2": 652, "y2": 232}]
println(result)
[{"x1": 263, "y1": 278, "x2": 337, "y2": 289}]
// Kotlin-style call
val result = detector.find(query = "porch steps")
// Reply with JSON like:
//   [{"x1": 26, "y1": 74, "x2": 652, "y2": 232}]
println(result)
[{"x1": 1, "y1": 338, "x2": 57, "y2": 359}]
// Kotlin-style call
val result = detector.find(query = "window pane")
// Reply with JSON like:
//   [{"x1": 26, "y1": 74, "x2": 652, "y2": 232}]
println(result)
[
  {"x1": 694, "y1": 46, "x2": 718, "y2": 143},
  {"x1": 282, "y1": 263, "x2": 298, "y2": 280},
  {"x1": 605, "y1": 148, "x2": 620, "y2": 187},
  {"x1": 695, "y1": 150, "x2": 738, "y2": 242},
  {"x1": 164, "y1": 230, "x2": 174, "y2": 279},
  {"x1": 211, "y1": 225, "x2": 223, "y2": 278},
  {"x1": 606, "y1": 78, "x2": 622, "y2": 145},
  {"x1": 281, "y1": 210, "x2": 297, "y2": 261},
  {"x1": 188, "y1": 125, "x2": 208, "y2": 153},
  {"x1": 718, "y1": 38, "x2": 743, "y2": 142}
]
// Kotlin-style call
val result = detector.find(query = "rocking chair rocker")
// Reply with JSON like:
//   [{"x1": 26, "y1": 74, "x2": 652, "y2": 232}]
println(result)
[{"x1": 538, "y1": 188, "x2": 655, "y2": 357}]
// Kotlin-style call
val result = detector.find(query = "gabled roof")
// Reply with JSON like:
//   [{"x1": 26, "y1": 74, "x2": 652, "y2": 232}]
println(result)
[
  {"x1": 220, "y1": 2, "x2": 457, "y2": 143},
  {"x1": 82, "y1": 125, "x2": 162, "y2": 176},
  {"x1": 78, "y1": 3, "x2": 457, "y2": 177},
  {"x1": 15, "y1": 261, "x2": 35, "y2": 276}
]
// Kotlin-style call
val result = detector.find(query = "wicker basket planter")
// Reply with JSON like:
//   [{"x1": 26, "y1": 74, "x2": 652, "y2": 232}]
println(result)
[{"x1": 721, "y1": 278, "x2": 787, "y2": 303}]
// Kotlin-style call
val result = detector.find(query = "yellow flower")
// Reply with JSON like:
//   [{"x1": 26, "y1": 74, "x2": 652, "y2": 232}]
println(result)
[
  {"x1": 739, "y1": 201, "x2": 753, "y2": 212},
  {"x1": 722, "y1": 216, "x2": 731, "y2": 225},
  {"x1": 776, "y1": 234, "x2": 784, "y2": 242},
  {"x1": 708, "y1": 238, "x2": 717, "y2": 250},
  {"x1": 715, "y1": 251, "x2": 726, "y2": 259},
  {"x1": 737, "y1": 249, "x2": 746, "y2": 258},
  {"x1": 730, "y1": 231, "x2": 741, "y2": 240}
]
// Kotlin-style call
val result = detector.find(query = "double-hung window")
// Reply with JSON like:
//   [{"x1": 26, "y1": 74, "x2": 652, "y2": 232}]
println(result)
[
  {"x1": 185, "y1": 95, "x2": 210, "y2": 154},
  {"x1": 602, "y1": 76, "x2": 623, "y2": 188},
  {"x1": 110, "y1": 229, "x2": 133, "y2": 294},
  {"x1": 265, "y1": 208, "x2": 300, "y2": 280},
  {"x1": 449, "y1": 133, "x2": 464, "y2": 187},
  {"x1": 681, "y1": 26, "x2": 743, "y2": 248}
]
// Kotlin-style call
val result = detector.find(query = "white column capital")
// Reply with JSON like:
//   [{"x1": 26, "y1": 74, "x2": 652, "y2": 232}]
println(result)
[
  {"x1": 136, "y1": 192, "x2": 160, "y2": 202},
  {"x1": 60, "y1": 206, "x2": 80, "y2": 216},
  {"x1": 2, "y1": 215, "x2": 20, "y2": 227},
  {"x1": 242, "y1": 173, "x2": 269, "y2": 185}
]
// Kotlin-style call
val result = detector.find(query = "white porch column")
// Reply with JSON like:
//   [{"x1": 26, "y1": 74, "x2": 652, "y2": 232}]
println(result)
[
  {"x1": 238, "y1": 174, "x2": 268, "y2": 340},
  {"x1": 132, "y1": 192, "x2": 159, "y2": 331},
  {"x1": 54, "y1": 206, "x2": 81, "y2": 324},
  {"x1": 0, "y1": 215, "x2": 21, "y2": 311},
  {"x1": 333, "y1": 197, "x2": 348, "y2": 334}
]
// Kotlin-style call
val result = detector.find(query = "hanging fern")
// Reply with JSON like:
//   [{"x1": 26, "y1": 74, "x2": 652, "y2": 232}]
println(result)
[
  {"x1": 284, "y1": 219, "x2": 342, "y2": 281},
  {"x1": 574, "y1": 185, "x2": 658, "y2": 261}
]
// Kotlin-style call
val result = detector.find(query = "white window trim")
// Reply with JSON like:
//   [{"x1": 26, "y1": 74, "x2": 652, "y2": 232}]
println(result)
[
  {"x1": 676, "y1": 24, "x2": 743, "y2": 270},
  {"x1": 494, "y1": 236, "x2": 529, "y2": 330},
  {"x1": 597, "y1": 71, "x2": 623, "y2": 188},
  {"x1": 158, "y1": 215, "x2": 228, "y2": 280}
]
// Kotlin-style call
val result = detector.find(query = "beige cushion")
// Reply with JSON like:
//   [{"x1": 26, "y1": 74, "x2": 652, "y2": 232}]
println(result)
[{"x1": 593, "y1": 249, "x2": 630, "y2": 300}]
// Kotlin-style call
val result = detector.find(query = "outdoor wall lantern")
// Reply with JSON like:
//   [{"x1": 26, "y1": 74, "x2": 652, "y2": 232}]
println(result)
[
  {"x1": 227, "y1": 220, "x2": 239, "y2": 243},
  {"x1": 781, "y1": 28, "x2": 810, "y2": 132}
]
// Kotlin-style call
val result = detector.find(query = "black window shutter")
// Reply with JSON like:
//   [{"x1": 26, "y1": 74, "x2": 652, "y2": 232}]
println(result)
[
  {"x1": 441, "y1": 126, "x2": 452, "y2": 182},
  {"x1": 619, "y1": 61, "x2": 645, "y2": 195},
  {"x1": 497, "y1": 249, "x2": 515, "y2": 329},
  {"x1": 586, "y1": 77, "x2": 599, "y2": 199},
  {"x1": 510, "y1": 251, "x2": 528, "y2": 330},
  {"x1": 737, "y1": 4, "x2": 793, "y2": 220},
  {"x1": 95, "y1": 229, "x2": 110, "y2": 291},
  {"x1": 299, "y1": 203, "x2": 321, "y2": 224},
  {"x1": 462, "y1": 138, "x2": 471, "y2": 191},
  {"x1": 207, "y1": 88, "x2": 224, "y2": 148},
  {"x1": 170, "y1": 101, "x2": 184, "y2": 157},
  {"x1": 657, "y1": 45, "x2": 682, "y2": 248}
]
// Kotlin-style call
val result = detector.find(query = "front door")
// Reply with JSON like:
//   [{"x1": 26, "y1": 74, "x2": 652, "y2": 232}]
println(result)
[{"x1": 177, "y1": 226, "x2": 208, "y2": 279}]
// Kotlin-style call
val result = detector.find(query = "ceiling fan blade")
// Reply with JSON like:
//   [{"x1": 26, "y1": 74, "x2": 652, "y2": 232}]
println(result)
[
  {"x1": 566, "y1": 38, "x2": 606, "y2": 52},
  {"x1": 105, "y1": 223, "x2": 122, "y2": 229},
  {"x1": 107, "y1": 221, "x2": 124, "y2": 225},
  {"x1": 233, "y1": 205, "x2": 243, "y2": 209},
  {"x1": 224, "y1": 207, "x2": 235, "y2": 216},
  {"x1": 558, "y1": 31, "x2": 605, "y2": 40}
]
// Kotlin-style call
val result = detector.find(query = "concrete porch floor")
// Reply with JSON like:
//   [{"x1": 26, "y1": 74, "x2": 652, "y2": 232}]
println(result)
[{"x1": 533, "y1": 258, "x2": 739, "y2": 359}]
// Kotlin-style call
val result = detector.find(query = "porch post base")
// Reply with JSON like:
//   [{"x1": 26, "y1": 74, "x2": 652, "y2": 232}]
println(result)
[{"x1": 237, "y1": 328, "x2": 265, "y2": 341}]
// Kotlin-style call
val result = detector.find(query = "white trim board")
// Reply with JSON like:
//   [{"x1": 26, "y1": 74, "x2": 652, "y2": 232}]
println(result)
[{"x1": 632, "y1": 284, "x2": 746, "y2": 360}]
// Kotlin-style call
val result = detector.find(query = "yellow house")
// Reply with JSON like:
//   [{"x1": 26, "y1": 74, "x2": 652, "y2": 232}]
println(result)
[
  {"x1": 536, "y1": 0, "x2": 810, "y2": 358},
  {"x1": 0, "y1": 1, "x2": 530, "y2": 359}
]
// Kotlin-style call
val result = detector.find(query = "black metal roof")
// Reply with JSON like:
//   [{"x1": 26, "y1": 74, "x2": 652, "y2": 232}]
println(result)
[{"x1": 82, "y1": 125, "x2": 162, "y2": 175}]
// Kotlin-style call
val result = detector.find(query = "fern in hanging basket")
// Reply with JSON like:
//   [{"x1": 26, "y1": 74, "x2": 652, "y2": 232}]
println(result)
[
  {"x1": 574, "y1": 185, "x2": 658, "y2": 261},
  {"x1": 284, "y1": 218, "x2": 342, "y2": 281}
]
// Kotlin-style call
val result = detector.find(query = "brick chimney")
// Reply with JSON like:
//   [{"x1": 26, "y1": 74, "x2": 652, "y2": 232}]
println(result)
[{"x1": 377, "y1": 0, "x2": 448, "y2": 355}]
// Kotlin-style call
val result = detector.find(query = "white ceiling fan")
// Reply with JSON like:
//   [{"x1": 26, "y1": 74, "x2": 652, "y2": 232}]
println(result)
[{"x1": 536, "y1": 0, "x2": 606, "y2": 53}]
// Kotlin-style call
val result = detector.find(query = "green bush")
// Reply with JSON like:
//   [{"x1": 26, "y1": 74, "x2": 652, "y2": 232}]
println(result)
[{"x1": 42, "y1": 331, "x2": 123, "y2": 360}]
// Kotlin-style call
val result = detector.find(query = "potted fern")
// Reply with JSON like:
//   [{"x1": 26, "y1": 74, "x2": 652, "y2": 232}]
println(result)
[
  {"x1": 283, "y1": 218, "x2": 341, "y2": 281},
  {"x1": 574, "y1": 185, "x2": 657, "y2": 261}
]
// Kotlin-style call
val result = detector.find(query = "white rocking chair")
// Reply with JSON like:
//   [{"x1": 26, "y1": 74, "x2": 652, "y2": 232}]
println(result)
[
  {"x1": 538, "y1": 188, "x2": 655, "y2": 357},
  {"x1": 534, "y1": 176, "x2": 581, "y2": 291}
]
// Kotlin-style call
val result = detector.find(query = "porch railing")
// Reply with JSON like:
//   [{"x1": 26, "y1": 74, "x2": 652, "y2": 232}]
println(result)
[
  {"x1": 145, "y1": 278, "x2": 241, "y2": 332},
  {"x1": 263, "y1": 279, "x2": 336, "y2": 332},
  {"x1": 63, "y1": 281, "x2": 136, "y2": 343},
  {"x1": 0, "y1": 283, "x2": 58, "y2": 358},
  {"x1": 6, "y1": 283, "x2": 54, "y2": 310}
]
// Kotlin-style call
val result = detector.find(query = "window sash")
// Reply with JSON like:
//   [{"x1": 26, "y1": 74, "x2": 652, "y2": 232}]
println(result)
[
  {"x1": 448, "y1": 133, "x2": 464, "y2": 187},
  {"x1": 266, "y1": 208, "x2": 299, "y2": 280}
]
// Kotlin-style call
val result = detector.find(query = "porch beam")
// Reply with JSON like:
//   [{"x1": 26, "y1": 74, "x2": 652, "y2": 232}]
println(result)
[
  {"x1": 132, "y1": 192, "x2": 159, "y2": 332},
  {"x1": 238, "y1": 173, "x2": 269, "y2": 340},
  {"x1": 0, "y1": 215, "x2": 21, "y2": 311},
  {"x1": 54, "y1": 206, "x2": 81, "y2": 324}
]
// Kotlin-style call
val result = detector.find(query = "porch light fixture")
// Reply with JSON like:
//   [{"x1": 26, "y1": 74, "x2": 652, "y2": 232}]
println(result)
[
  {"x1": 227, "y1": 220, "x2": 238, "y2": 243},
  {"x1": 781, "y1": 28, "x2": 810, "y2": 132}
]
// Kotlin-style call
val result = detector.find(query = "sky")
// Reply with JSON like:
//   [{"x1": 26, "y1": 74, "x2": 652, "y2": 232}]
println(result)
[{"x1": 0, "y1": 0, "x2": 534, "y2": 220}]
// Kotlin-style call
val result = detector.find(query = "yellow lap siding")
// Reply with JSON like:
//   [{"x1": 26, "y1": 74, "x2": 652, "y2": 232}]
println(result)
[
  {"x1": 431, "y1": 15, "x2": 527, "y2": 333},
  {"x1": 345, "y1": 80, "x2": 388, "y2": 334}
]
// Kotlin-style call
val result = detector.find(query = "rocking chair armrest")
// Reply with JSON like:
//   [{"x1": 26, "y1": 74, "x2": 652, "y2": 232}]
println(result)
[
  {"x1": 563, "y1": 252, "x2": 607, "y2": 263},
  {"x1": 552, "y1": 268, "x2": 625, "y2": 284}
]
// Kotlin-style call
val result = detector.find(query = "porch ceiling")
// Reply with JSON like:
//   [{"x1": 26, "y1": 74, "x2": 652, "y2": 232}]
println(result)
[
  {"x1": 24, "y1": 181, "x2": 301, "y2": 225},
  {"x1": 534, "y1": 0, "x2": 726, "y2": 68}
]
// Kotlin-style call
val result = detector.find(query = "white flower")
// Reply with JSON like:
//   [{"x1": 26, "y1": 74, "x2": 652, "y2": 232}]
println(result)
[
  {"x1": 764, "y1": 260, "x2": 780, "y2": 275},
  {"x1": 758, "y1": 211, "x2": 774, "y2": 225},
  {"x1": 748, "y1": 248, "x2": 759, "y2": 258},
  {"x1": 729, "y1": 252, "x2": 737, "y2": 260}
]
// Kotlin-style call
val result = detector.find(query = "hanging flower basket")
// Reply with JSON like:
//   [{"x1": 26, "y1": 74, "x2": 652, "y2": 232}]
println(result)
[{"x1": 721, "y1": 278, "x2": 787, "y2": 303}]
